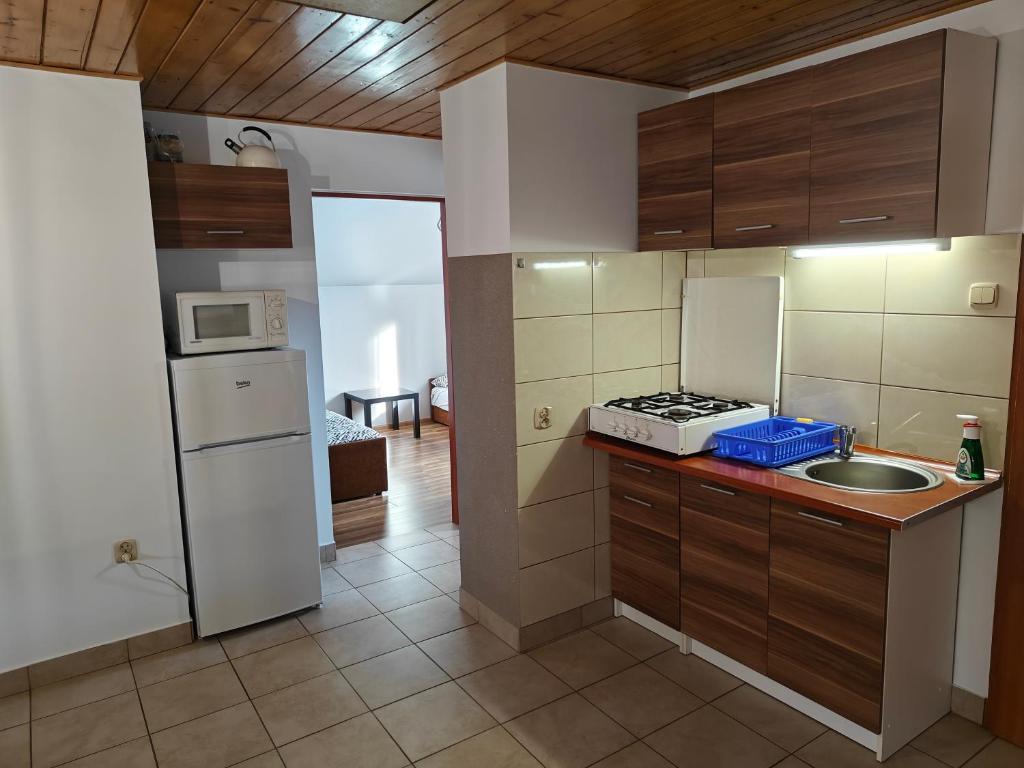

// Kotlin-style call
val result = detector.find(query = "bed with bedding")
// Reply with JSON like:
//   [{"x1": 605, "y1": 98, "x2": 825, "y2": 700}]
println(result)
[
  {"x1": 429, "y1": 374, "x2": 449, "y2": 426},
  {"x1": 326, "y1": 410, "x2": 388, "y2": 503}
]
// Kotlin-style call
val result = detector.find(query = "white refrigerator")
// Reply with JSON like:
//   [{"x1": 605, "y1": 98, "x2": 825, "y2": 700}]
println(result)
[{"x1": 168, "y1": 348, "x2": 322, "y2": 636}]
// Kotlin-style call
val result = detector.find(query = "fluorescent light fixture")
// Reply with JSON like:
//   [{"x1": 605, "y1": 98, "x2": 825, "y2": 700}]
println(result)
[
  {"x1": 790, "y1": 239, "x2": 951, "y2": 259},
  {"x1": 532, "y1": 260, "x2": 590, "y2": 270}
]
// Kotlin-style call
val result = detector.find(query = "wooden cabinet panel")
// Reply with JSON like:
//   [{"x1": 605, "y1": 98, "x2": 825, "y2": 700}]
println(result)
[
  {"x1": 680, "y1": 478, "x2": 769, "y2": 672},
  {"x1": 638, "y1": 96, "x2": 713, "y2": 251},
  {"x1": 148, "y1": 162, "x2": 292, "y2": 249},
  {"x1": 808, "y1": 32, "x2": 944, "y2": 244},
  {"x1": 713, "y1": 70, "x2": 811, "y2": 248},
  {"x1": 768, "y1": 501, "x2": 890, "y2": 731}
]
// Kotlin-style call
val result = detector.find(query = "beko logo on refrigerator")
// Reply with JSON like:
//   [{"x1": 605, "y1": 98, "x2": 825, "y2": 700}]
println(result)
[{"x1": 235, "y1": 380, "x2": 252, "y2": 389}]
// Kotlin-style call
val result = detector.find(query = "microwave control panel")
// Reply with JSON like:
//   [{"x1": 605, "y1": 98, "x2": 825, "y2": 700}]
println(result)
[{"x1": 265, "y1": 290, "x2": 289, "y2": 346}]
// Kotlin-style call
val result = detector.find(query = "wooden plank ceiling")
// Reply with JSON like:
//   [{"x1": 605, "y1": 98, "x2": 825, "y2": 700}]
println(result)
[{"x1": 0, "y1": 0, "x2": 986, "y2": 138}]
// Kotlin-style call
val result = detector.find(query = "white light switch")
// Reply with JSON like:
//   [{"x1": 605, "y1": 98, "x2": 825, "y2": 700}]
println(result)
[
  {"x1": 534, "y1": 406, "x2": 552, "y2": 430},
  {"x1": 969, "y1": 283, "x2": 998, "y2": 306}
]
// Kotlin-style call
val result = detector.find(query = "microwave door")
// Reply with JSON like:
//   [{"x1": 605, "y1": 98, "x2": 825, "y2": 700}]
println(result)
[{"x1": 179, "y1": 293, "x2": 267, "y2": 352}]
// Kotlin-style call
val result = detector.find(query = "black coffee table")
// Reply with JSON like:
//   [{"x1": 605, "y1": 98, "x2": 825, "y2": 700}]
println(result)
[{"x1": 343, "y1": 387, "x2": 420, "y2": 438}]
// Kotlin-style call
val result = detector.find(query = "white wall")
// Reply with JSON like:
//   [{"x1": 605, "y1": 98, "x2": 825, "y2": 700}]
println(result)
[
  {"x1": 143, "y1": 110, "x2": 444, "y2": 547},
  {"x1": 313, "y1": 196, "x2": 447, "y2": 425},
  {"x1": 0, "y1": 69, "x2": 188, "y2": 672}
]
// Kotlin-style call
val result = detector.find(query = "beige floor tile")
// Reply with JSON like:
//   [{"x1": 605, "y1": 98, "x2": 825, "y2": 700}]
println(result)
[
  {"x1": 590, "y1": 618, "x2": 676, "y2": 660},
  {"x1": 150, "y1": 701, "x2": 272, "y2": 768},
  {"x1": 377, "y1": 530, "x2": 441, "y2": 552},
  {"x1": 798, "y1": 731, "x2": 946, "y2": 768},
  {"x1": 506, "y1": 693, "x2": 633, "y2": 768},
  {"x1": 0, "y1": 724, "x2": 30, "y2": 768},
  {"x1": 457, "y1": 654, "x2": 571, "y2": 723},
  {"x1": 376, "y1": 681, "x2": 496, "y2": 762},
  {"x1": 529, "y1": 630, "x2": 636, "y2": 689},
  {"x1": 253, "y1": 671, "x2": 367, "y2": 746},
  {"x1": 32, "y1": 663, "x2": 137, "y2": 719},
  {"x1": 314, "y1": 615, "x2": 411, "y2": 668},
  {"x1": 232, "y1": 637, "x2": 334, "y2": 699},
  {"x1": 333, "y1": 541, "x2": 386, "y2": 564},
  {"x1": 128, "y1": 624, "x2": 194, "y2": 660},
  {"x1": 581, "y1": 664, "x2": 702, "y2": 737},
  {"x1": 277, "y1": 712, "x2": 408, "y2": 768},
  {"x1": 419, "y1": 625, "x2": 517, "y2": 678},
  {"x1": 392, "y1": 541, "x2": 460, "y2": 571},
  {"x1": 426, "y1": 522, "x2": 459, "y2": 537},
  {"x1": 29, "y1": 641, "x2": 129, "y2": 688},
  {"x1": 592, "y1": 742, "x2": 674, "y2": 767},
  {"x1": 219, "y1": 617, "x2": 308, "y2": 660},
  {"x1": 320, "y1": 567, "x2": 353, "y2": 596},
  {"x1": 645, "y1": 651, "x2": 741, "y2": 701},
  {"x1": 415, "y1": 726, "x2": 541, "y2": 767},
  {"x1": 965, "y1": 739, "x2": 1024, "y2": 767},
  {"x1": 31, "y1": 691, "x2": 147, "y2": 768},
  {"x1": 0, "y1": 669, "x2": 28, "y2": 699},
  {"x1": 359, "y1": 573, "x2": 443, "y2": 613},
  {"x1": 296, "y1": 589, "x2": 379, "y2": 634},
  {"x1": 386, "y1": 596, "x2": 475, "y2": 642},
  {"x1": 713, "y1": 685, "x2": 826, "y2": 752},
  {"x1": 336, "y1": 553, "x2": 414, "y2": 587},
  {"x1": 912, "y1": 714, "x2": 995, "y2": 767},
  {"x1": 61, "y1": 736, "x2": 156, "y2": 767},
  {"x1": 342, "y1": 645, "x2": 448, "y2": 709},
  {"x1": 444, "y1": 534, "x2": 460, "y2": 550},
  {"x1": 418, "y1": 561, "x2": 461, "y2": 594},
  {"x1": 131, "y1": 639, "x2": 226, "y2": 688},
  {"x1": 645, "y1": 705, "x2": 786, "y2": 768},
  {"x1": 233, "y1": 753, "x2": 284, "y2": 768},
  {"x1": 0, "y1": 692, "x2": 29, "y2": 730},
  {"x1": 139, "y1": 662, "x2": 247, "y2": 732}
]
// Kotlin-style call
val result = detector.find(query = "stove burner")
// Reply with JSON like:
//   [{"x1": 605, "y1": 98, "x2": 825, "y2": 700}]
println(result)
[{"x1": 604, "y1": 391, "x2": 753, "y2": 422}]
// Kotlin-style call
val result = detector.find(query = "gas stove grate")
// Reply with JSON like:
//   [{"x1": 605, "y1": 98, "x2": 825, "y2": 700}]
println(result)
[{"x1": 604, "y1": 392, "x2": 753, "y2": 423}]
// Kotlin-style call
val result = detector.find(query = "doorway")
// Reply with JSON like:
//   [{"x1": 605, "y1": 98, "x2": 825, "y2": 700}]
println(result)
[{"x1": 311, "y1": 192, "x2": 457, "y2": 548}]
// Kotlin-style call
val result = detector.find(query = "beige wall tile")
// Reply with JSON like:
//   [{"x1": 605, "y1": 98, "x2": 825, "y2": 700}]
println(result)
[
  {"x1": 593, "y1": 311, "x2": 661, "y2": 373},
  {"x1": 785, "y1": 253, "x2": 886, "y2": 312},
  {"x1": 661, "y1": 364, "x2": 680, "y2": 392},
  {"x1": 594, "y1": 252, "x2": 662, "y2": 313},
  {"x1": 662, "y1": 309, "x2": 681, "y2": 364},
  {"x1": 878, "y1": 387, "x2": 1008, "y2": 469},
  {"x1": 881, "y1": 315, "x2": 1014, "y2": 398},
  {"x1": 514, "y1": 315, "x2": 592, "y2": 383},
  {"x1": 594, "y1": 488, "x2": 609, "y2": 545},
  {"x1": 782, "y1": 311, "x2": 883, "y2": 383},
  {"x1": 705, "y1": 247, "x2": 786, "y2": 278},
  {"x1": 662, "y1": 252, "x2": 686, "y2": 308},
  {"x1": 515, "y1": 376, "x2": 593, "y2": 446},
  {"x1": 595, "y1": 544, "x2": 610, "y2": 600},
  {"x1": 885, "y1": 235, "x2": 1021, "y2": 317},
  {"x1": 513, "y1": 253, "x2": 593, "y2": 319},
  {"x1": 686, "y1": 252, "x2": 706, "y2": 278},
  {"x1": 594, "y1": 452, "x2": 608, "y2": 489},
  {"x1": 593, "y1": 367, "x2": 661, "y2": 403},
  {"x1": 780, "y1": 375, "x2": 880, "y2": 446},
  {"x1": 517, "y1": 436, "x2": 594, "y2": 507},
  {"x1": 520, "y1": 549, "x2": 595, "y2": 625},
  {"x1": 518, "y1": 492, "x2": 595, "y2": 568}
]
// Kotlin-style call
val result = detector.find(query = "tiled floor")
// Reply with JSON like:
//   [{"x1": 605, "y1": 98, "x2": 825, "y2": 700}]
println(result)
[{"x1": 2, "y1": 523, "x2": 1023, "y2": 768}]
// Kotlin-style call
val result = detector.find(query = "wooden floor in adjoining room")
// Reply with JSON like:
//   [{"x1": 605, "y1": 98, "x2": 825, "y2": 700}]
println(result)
[{"x1": 332, "y1": 420, "x2": 453, "y2": 548}]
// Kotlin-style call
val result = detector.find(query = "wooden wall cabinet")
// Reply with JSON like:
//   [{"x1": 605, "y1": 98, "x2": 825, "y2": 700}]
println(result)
[
  {"x1": 148, "y1": 162, "x2": 292, "y2": 249},
  {"x1": 609, "y1": 456, "x2": 680, "y2": 629},
  {"x1": 637, "y1": 96, "x2": 713, "y2": 252}
]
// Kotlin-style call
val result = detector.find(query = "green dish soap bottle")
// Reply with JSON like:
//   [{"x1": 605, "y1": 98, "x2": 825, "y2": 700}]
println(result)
[{"x1": 955, "y1": 414, "x2": 985, "y2": 481}]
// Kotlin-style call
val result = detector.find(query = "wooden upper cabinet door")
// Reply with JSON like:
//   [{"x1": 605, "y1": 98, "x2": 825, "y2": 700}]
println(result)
[
  {"x1": 714, "y1": 70, "x2": 811, "y2": 249},
  {"x1": 638, "y1": 96, "x2": 713, "y2": 251},
  {"x1": 808, "y1": 31, "x2": 945, "y2": 244},
  {"x1": 148, "y1": 163, "x2": 293, "y2": 249},
  {"x1": 768, "y1": 501, "x2": 890, "y2": 732}
]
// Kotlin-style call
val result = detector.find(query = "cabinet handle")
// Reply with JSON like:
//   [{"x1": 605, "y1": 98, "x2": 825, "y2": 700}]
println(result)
[
  {"x1": 653, "y1": 229, "x2": 684, "y2": 235},
  {"x1": 623, "y1": 494, "x2": 653, "y2": 508},
  {"x1": 838, "y1": 216, "x2": 889, "y2": 225},
  {"x1": 798, "y1": 510, "x2": 844, "y2": 527},
  {"x1": 206, "y1": 229, "x2": 245, "y2": 235},
  {"x1": 735, "y1": 224, "x2": 774, "y2": 232},
  {"x1": 699, "y1": 483, "x2": 736, "y2": 496},
  {"x1": 622, "y1": 462, "x2": 652, "y2": 473}
]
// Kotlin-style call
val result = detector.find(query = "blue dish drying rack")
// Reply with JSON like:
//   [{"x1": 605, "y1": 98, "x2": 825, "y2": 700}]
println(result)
[{"x1": 713, "y1": 417, "x2": 837, "y2": 468}]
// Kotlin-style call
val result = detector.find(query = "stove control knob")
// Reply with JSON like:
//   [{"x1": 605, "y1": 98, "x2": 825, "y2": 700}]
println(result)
[
  {"x1": 607, "y1": 420, "x2": 619, "y2": 433},
  {"x1": 625, "y1": 426, "x2": 638, "y2": 439},
  {"x1": 640, "y1": 428, "x2": 653, "y2": 441}
]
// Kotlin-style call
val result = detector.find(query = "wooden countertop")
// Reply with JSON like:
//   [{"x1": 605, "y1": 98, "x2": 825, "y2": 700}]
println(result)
[{"x1": 584, "y1": 432, "x2": 1002, "y2": 531}]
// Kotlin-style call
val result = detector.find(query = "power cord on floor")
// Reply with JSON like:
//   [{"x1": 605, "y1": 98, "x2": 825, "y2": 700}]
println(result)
[{"x1": 119, "y1": 553, "x2": 189, "y2": 595}]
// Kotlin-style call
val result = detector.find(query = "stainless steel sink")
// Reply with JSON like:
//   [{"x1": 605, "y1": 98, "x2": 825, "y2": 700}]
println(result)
[{"x1": 776, "y1": 455, "x2": 943, "y2": 493}]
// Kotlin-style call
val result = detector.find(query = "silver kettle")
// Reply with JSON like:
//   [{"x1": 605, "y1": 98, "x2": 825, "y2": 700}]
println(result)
[{"x1": 224, "y1": 126, "x2": 281, "y2": 169}]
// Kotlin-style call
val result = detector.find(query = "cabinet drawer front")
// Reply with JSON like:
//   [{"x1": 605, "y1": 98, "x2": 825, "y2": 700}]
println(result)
[
  {"x1": 679, "y1": 477, "x2": 769, "y2": 527},
  {"x1": 610, "y1": 456, "x2": 678, "y2": 497},
  {"x1": 609, "y1": 455, "x2": 679, "y2": 539},
  {"x1": 611, "y1": 516, "x2": 680, "y2": 629},
  {"x1": 153, "y1": 219, "x2": 293, "y2": 249},
  {"x1": 638, "y1": 193, "x2": 712, "y2": 251}
]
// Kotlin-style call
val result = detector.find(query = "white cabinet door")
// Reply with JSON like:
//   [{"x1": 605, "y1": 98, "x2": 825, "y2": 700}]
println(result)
[{"x1": 181, "y1": 434, "x2": 321, "y2": 636}]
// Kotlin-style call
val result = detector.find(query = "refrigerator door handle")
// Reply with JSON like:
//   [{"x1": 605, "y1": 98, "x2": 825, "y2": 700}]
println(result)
[{"x1": 192, "y1": 431, "x2": 309, "y2": 453}]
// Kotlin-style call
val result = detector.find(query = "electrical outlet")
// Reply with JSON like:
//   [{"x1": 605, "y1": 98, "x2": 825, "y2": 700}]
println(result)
[
  {"x1": 114, "y1": 539, "x2": 138, "y2": 564},
  {"x1": 534, "y1": 406, "x2": 552, "y2": 430}
]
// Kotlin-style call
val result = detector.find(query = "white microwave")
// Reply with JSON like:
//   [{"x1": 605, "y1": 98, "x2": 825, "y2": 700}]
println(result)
[{"x1": 165, "y1": 290, "x2": 288, "y2": 355}]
